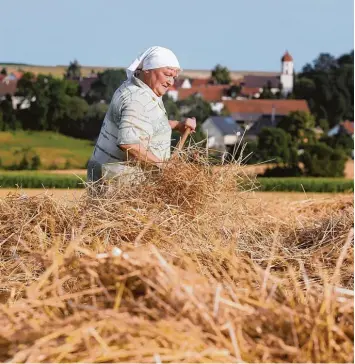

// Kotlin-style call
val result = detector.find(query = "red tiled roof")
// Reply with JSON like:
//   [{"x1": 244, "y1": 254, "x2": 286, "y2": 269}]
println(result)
[
  {"x1": 281, "y1": 51, "x2": 293, "y2": 62},
  {"x1": 341, "y1": 120, "x2": 354, "y2": 135},
  {"x1": 223, "y1": 99, "x2": 309, "y2": 115},
  {"x1": 191, "y1": 78, "x2": 212, "y2": 87},
  {"x1": 240, "y1": 86, "x2": 261, "y2": 97},
  {"x1": 178, "y1": 85, "x2": 229, "y2": 102},
  {"x1": 0, "y1": 80, "x2": 17, "y2": 97}
]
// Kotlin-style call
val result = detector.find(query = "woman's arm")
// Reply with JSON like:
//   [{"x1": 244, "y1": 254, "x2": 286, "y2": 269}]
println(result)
[
  {"x1": 118, "y1": 143, "x2": 164, "y2": 168},
  {"x1": 168, "y1": 120, "x2": 185, "y2": 133},
  {"x1": 169, "y1": 117, "x2": 197, "y2": 134}
]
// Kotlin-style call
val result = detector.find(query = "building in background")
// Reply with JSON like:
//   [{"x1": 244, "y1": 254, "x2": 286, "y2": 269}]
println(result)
[{"x1": 201, "y1": 116, "x2": 244, "y2": 151}]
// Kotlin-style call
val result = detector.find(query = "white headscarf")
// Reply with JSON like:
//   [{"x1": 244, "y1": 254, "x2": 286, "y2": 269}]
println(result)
[{"x1": 126, "y1": 46, "x2": 181, "y2": 80}]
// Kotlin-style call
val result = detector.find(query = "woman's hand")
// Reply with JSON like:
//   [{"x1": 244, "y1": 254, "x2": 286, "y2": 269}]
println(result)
[{"x1": 184, "y1": 117, "x2": 197, "y2": 132}]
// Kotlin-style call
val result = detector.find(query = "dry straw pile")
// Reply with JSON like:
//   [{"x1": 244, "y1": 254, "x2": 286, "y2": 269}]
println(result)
[{"x1": 0, "y1": 150, "x2": 353, "y2": 363}]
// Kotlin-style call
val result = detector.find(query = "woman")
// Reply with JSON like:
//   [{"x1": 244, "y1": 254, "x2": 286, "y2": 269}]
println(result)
[{"x1": 87, "y1": 46, "x2": 196, "y2": 182}]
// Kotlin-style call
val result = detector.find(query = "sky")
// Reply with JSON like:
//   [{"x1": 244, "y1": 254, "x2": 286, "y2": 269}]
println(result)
[{"x1": 1, "y1": 0, "x2": 354, "y2": 73}]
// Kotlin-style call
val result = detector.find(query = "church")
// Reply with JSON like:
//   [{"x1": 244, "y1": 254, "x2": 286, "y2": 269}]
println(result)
[{"x1": 170, "y1": 51, "x2": 295, "y2": 100}]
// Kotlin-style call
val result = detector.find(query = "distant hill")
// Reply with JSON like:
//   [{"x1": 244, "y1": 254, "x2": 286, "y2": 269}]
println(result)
[
  {"x1": 0, "y1": 131, "x2": 93, "y2": 169},
  {"x1": 1, "y1": 63, "x2": 280, "y2": 80}
]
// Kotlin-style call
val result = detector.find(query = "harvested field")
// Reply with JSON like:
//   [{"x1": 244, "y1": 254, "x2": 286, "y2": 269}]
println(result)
[
  {"x1": 0, "y1": 188, "x2": 352, "y2": 202},
  {"x1": 0, "y1": 155, "x2": 353, "y2": 363}
]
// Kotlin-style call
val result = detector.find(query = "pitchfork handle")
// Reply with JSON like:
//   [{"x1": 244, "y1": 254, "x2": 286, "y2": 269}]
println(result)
[{"x1": 175, "y1": 127, "x2": 192, "y2": 152}]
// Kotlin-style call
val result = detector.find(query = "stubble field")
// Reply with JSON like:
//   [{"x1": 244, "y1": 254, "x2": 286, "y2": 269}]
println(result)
[{"x1": 0, "y1": 160, "x2": 353, "y2": 363}]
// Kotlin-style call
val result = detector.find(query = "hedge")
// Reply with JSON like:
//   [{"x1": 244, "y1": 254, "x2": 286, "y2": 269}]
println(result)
[
  {"x1": 0, "y1": 172, "x2": 353, "y2": 193},
  {"x1": 257, "y1": 177, "x2": 354, "y2": 193},
  {"x1": 0, "y1": 172, "x2": 86, "y2": 189}
]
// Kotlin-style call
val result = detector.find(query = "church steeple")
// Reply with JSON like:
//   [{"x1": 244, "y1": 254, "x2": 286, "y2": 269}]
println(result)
[{"x1": 280, "y1": 50, "x2": 294, "y2": 97}]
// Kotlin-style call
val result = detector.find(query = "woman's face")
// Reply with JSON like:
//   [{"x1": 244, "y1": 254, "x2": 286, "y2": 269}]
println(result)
[{"x1": 143, "y1": 67, "x2": 179, "y2": 97}]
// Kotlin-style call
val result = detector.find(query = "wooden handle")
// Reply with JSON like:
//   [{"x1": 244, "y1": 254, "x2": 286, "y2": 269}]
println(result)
[{"x1": 175, "y1": 127, "x2": 192, "y2": 152}]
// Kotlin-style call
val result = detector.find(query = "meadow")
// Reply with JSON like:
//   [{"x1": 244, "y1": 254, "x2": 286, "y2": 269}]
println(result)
[
  {"x1": 0, "y1": 131, "x2": 93, "y2": 169},
  {"x1": 0, "y1": 157, "x2": 353, "y2": 363}
]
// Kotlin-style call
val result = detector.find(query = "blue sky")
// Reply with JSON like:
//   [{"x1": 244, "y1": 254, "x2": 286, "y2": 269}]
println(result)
[{"x1": 2, "y1": 0, "x2": 353, "y2": 72}]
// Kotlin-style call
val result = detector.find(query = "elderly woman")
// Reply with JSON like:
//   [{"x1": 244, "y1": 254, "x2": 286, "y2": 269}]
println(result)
[{"x1": 87, "y1": 46, "x2": 196, "y2": 182}]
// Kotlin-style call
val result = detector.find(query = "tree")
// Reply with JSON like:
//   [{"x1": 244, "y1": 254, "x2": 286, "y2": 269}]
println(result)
[
  {"x1": 162, "y1": 95, "x2": 181, "y2": 120},
  {"x1": 16, "y1": 74, "x2": 80, "y2": 132},
  {"x1": 211, "y1": 64, "x2": 231, "y2": 85},
  {"x1": 278, "y1": 111, "x2": 316, "y2": 145},
  {"x1": 293, "y1": 77, "x2": 316, "y2": 100},
  {"x1": 58, "y1": 96, "x2": 89, "y2": 137},
  {"x1": 257, "y1": 127, "x2": 295, "y2": 165},
  {"x1": 320, "y1": 133, "x2": 354, "y2": 157},
  {"x1": 88, "y1": 69, "x2": 127, "y2": 103},
  {"x1": 312, "y1": 53, "x2": 338, "y2": 72},
  {"x1": 258, "y1": 80, "x2": 280, "y2": 99},
  {"x1": 295, "y1": 50, "x2": 354, "y2": 128},
  {"x1": 301, "y1": 143, "x2": 347, "y2": 177},
  {"x1": 225, "y1": 85, "x2": 241, "y2": 98},
  {"x1": 178, "y1": 95, "x2": 215, "y2": 124},
  {"x1": 0, "y1": 67, "x2": 7, "y2": 76},
  {"x1": 65, "y1": 59, "x2": 81, "y2": 80},
  {"x1": 0, "y1": 94, "x2": 18, "y2": 130}
]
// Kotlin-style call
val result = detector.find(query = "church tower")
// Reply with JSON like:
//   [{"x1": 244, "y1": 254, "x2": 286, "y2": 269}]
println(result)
[{"x1": 280, "y1": 51, "x2": 294, "y2": 97}]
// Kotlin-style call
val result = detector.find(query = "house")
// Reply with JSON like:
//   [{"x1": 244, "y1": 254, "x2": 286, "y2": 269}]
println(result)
[
  {"x1": 0, "y1": 80, "x2": 17, "y2": 99},
  {"x1": 166, "y1": 77, "x2": 192, "y2": 101},
  {"x1": 0, "y1": 79, "x2": 33, "y2": 109},
  {"x1": 190, "y1": 78, "x2": 213, "y2": 87},
  {"x1": 178, "y1": 85, "x2": 229, "y2": 102},
  {"x1": 3, "y1": 71, "x2": 23, "y2": 82},
  {"x1": 201, "y1": 116, "x2": 244, "y2": 151},
  {"x1": 177, "y1": 85, "x2": 230, "y2": 114},
  {"x1": 223, "y1": 99, "x2": 310, "y2": 139},
  {"x1": 328, "y1": 120, "x2": 354, "y2": 138},
  {"x1": 79, "y1": 76, "x2": 98, "y2": 97}
]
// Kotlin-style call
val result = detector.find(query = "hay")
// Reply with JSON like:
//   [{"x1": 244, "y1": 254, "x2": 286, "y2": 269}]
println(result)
[{"x1": 0, "y1": 150, "x2": 353, "y2": 363}]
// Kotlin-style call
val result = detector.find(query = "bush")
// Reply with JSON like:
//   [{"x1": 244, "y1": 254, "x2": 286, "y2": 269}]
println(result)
[
  {"x1": 262, "y1": 165, "x2": 303, "y2": 177},
  {"x1": 301, "y1": 143, "x2": 347, "y2": 177},
  {"x1": 30, "y1": 155, "x2": 41, "y2": 170}
]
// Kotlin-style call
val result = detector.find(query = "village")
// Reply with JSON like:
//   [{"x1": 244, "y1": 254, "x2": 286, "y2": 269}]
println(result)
[{"x1": 0, "y1": 50, "x2": 353, "y2": 167}]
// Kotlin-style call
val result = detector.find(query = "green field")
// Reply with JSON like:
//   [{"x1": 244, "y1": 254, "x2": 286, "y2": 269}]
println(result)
[
  {"x1": 0, "y1": 131, "x2": 93, "y2": 169},
  {"x1": 0, "y1": 171, "x2": 353, "y2": 192}
]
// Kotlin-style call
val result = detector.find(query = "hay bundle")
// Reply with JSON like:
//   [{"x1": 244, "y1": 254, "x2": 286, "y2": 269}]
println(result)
[
  {"x1": 0, "y1": 154, "x2": 353, "y2": 362},
  {"x1": 1, "y1": 240, "x2": 353, "y2": 363}
]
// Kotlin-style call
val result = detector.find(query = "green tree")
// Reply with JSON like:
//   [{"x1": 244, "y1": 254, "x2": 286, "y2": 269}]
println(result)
[
  {"x1": 211, "y1": 64, "x2": 231, "y2": 85},
  {"x1": 178, "y1": 95, "x2": 215, "y2": 124},
  {"x1": 0, "y1": 67, "x2": 7, "y2": 75},
  {"x1": 58, "y1": 96, "x2": 89, "y2": 137},
  {"x1": 320, "y1": 133, "x2": 354, "y2": 157},
  {"x1": 30, "y1": 154, "x2": 41, "y2": 170},
  {"x1": 89, "y1": 69, "x2": 127, "y2": 103},
  {"x1": 313, "y1": 53, "x2": 338, "y2": 72},
  {"x1": 278, "y1": 111, "x2": 316, "y2": 145},
  {"x1": 258, "y1": 80, "x2": 280, "y2": 99},
  {"x1": 0, "y1": 95, "x2": 18, "y2": 130},
  {"x1": 65, "y1": 59, "x2": 81, "y2": 80},
  {"x1": 225, "y1": 85, "x2": 241, "y2": 98},
  {"x1": 16, "y1": 73, "x2": 80, "y2": 132},
  {"x1": 295, "y1": 50, "x2": 354, "y2": 127},
  {"x1": 301, "y1": 143, "x2": 347, "y2": 177},
  {"x1": 257, "y1": 127, "x2": 296, "y2": 165},
  {"x1": 162, "y1": 95, "x2": 181, "y2": 120}
]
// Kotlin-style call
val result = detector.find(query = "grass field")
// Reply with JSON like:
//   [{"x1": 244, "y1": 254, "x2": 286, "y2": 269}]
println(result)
[
  {"x1": 3, "y1": 64, "x2": 119, "y2": 78},
  {"x1": 0, "y1": 131, "x2": 93, "y2": 169}
]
